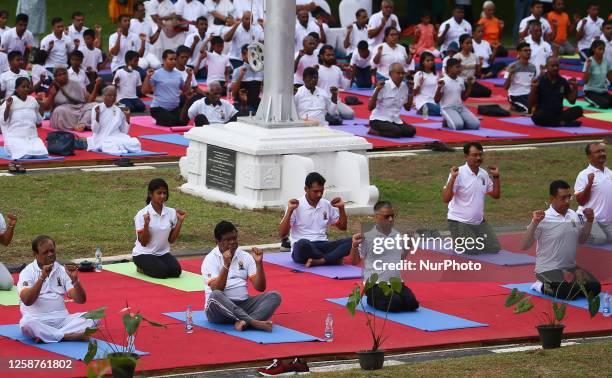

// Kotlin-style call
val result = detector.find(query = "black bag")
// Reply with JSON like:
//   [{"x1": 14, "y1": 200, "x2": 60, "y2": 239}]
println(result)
[
  {"x1": 46, "y1": 131, "x2": 76, "y2": 156},
  {"x1": 477, "y1": 104, "x2": 511, "y2": 117},
  {"x1": 325, "y1": 113, "x2": 343, "y2": 126}
]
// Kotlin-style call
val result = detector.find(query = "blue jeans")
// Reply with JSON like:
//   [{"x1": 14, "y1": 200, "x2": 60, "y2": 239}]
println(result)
[
  {"x1": 420, "y1": 102, "x2": 441, "y2": 116},
  {"x1": 291, "y1": 238, "x2": 352, "y2": 264},
  {"x1": 119, "y1": 98, "x2": 146, "y2": 113}
]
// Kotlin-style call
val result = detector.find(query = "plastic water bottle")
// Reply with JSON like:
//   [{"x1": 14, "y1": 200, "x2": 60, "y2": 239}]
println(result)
[
  {"x1": 324, "y1": 313, "x2": 333, "y2": 342},
  {"x1": 603, "y1": 292, "x2": 610, "y2": 317},
  {"x1": 94, "y1": 247, "x2": 102, "y2": 272},
  {"x1": 422, "y1": 104, "x2": 429, "y2": 120},
  {"x1": 185, "y1": 305, "x2": 194, "y2": 333}
]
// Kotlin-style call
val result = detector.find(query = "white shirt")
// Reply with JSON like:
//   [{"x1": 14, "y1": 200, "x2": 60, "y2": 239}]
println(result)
[
  {"x1": 184, "y1": 31, "x2": 211, "y2": 67},
  {"x1": 294, "y1": 85, "x2": 338, "y2": 126},
  {"x1": 232, "y1": 61, "x2": 264, "y2": 82},
  {"x1": 176, "y1": 66, "x2": 198, "y2": 88},
  {"x1": 132, "y1": 204, "x2": 178, "y2": 257},
  {"x1": 0, "y1": 27, "x2": 34, "y2": 54},
  {"x1": 370, "y1": 79, "x2": 408, "y2": 124},
  {"x1": 109, "y1": 32, "x2": 142, "y2": 72},
  {"x1": 201, "y1": 247, "x2": 256, "y2": 306},
  {"x1": 0, "y1": 69, "x2": 30, "y2": 100},
  {"x1": 295, "y1": 19, "x2": 322, "y2": 52},
  {"x1": 438, "y1": 17, "x2": 472, "y2": 52},
  {"x1": 287, "y1": 195, "x2": 340, "y2": 249},
  {"x1": 150, "y1": 0, "x2": 177, "y2": 18},
  {"x1": 446, "y1": 163, "x2": 494, "y2": 224},
  {"x1": 350, "y1": 51, "x2": 371, "y2": 68},
  {"x1": 130, "y1": 18, "x2": 156, "y2": 54},
  {"x1": 225, "y1": 23, "x2": 264, "y2": 60},
  {"x1": 574, "y1": 164, "x2": 612, "y2": 223},
  {"x1": 114, "y1": 68, "x2": 142, "y2": 100},
  {"x1": 204, "y1": 0, "x2": 235, "y2": 26},
  {"x1": 472, "y1": 39, "x2": 492, "y2": 68},
  {"x1": 519, "y1": 15, "x2": 552, "y2": 35},
  {"x1": 68, "y1": 67, "x2": 90, "y2": 89},
  {"x1": 293, "y1": 51, "x2": 318, "y2": 85},
  {"x1": 439, "y1": 74, "x2": 465, "y2": 108},
  {"x1": 40, "y1": 33, "x2": 74, "y2": 68},
  {"x1": 413, "y1": 71, "x2": 438, "y2": 111},
  {"x1": 31, "y1": 65, "x2": 51, "y2": 86},
  {"x1": 0, "y1": 52, "x2": 7, "y2": 73},
  {"x1": 0, "y1": 213, "x2": 6, "y2": 233},
  {"x1": 67, "y1": 24, "x2": 89, "y2": 44},
  {"x1": 504, "y1": 61, "x2": 537, "y2": 97},
  {"x1": 204, "y1": 51, "x2": 231, "y2": 84},
  {"x1": 234, "y1": 0, "x2": 265, "y2": 23},
  {"x1": 175, "y1": 0, "x2": 208, "y2": 22},
  {"x1": 603, "y1": 33, "x2": 612, "y2": 66},
  {"x1": 534, "y1": 207, "x2": 583, "y2": 273},
  {"x1": 525, "y1": 35, "x2": 552, "y2": 75},
  {"x1": 317, "y1": 64, "x2": 349, "y2": 94},
  {"x1": 187, "y1": 97, "x2": 238, "y2": 123},
  {"x1": 78, "y1": 45, "x2": 103, "y2": 72},
  {"x1": 455, "y1": 51, "x2": 479, "y2": 79},
  {"x1": 18, "y1": 261, "x2": 74, "y2": 320},
  {"x1": 577, "y1": 17, "x2": 604, "y2": 51},
  {"x1": 373, "y1": 42, "x2": 409, "y2": 78},
  {"x1": 367, "y1": 11, "x2": 401, "y2": 47},
  {"x1": 346, "y1": 23, "x2": 369, "y2": 55},
  {"x1": 0, "y1": 95, "x2": 42, "y2": 138}
]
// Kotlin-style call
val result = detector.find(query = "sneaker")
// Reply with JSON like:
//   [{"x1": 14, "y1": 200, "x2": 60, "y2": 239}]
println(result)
[
  {"x1": 289, "y1": 357, "x2": 310, "y2": 375},
  {"x1": 280, "y1": 237, "x2": 291, "y2": 252},
  {"x1": 257, "y1": 359, "x2": 294, "y2": 376}
]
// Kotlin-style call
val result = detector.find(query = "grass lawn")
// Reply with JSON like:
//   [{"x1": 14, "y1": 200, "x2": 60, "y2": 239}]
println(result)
[
  {"x1": 0, "y1": 145, "x2": 598, "y2": 263},
  {"x1": 313, "y1": 341, "x2": 612, "y2": 377}
]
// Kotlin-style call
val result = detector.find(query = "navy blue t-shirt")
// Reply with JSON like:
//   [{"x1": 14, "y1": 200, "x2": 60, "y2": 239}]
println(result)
[{"x1": 536, "y1": 75, "x2": 571, "y2": 114}]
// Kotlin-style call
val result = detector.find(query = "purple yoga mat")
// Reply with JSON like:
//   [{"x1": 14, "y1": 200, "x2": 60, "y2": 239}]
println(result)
[
  {"x1": 500, "y1": 117, "x2": 611, "y2": 135},
  {"x1": 413, "y1": 123, "x2": 526, "y2": 137},
  {"x1": 344, "y1": 88, "x2": 375, "y2": 97},
  {"x1": 339, "y1": 118, "x2": 370, "y2": 126},
  {"x1": 329, "y1": 124, "x2": 438, "y2": 144},
  {"x1": 263, "y1": 252, "x2": 361, "y2": 279},
  {"x1": 400, "y1": 108, "x2": 444, "y2": 121},
  {"x1": 481, "y1": 78, "x2": 506, "y2": 87},
  {"x1": 428, "y1": 247, "x2": 535, "y2": 266}
]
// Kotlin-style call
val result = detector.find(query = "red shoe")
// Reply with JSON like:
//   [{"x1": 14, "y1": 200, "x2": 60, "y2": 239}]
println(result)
[
  {"x1": 256, "y1": 359, "x2": 294, "y2": 376},
  {"x1": 289, "y1": 357, "x2": 310, "y2": 375}
]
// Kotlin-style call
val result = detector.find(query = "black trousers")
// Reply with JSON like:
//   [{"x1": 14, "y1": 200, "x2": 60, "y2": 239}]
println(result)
[
  {"x1": 494, "y1": 45, "x2": 508, "y2": 57},
  {"x1": 536, "y1": 266, "x2": 601, "y2": 299},
  {"x1": 150, "y1": 106, "x2": 189, "y2": 126},
  {"x1": 532, "y1": 106, "x2": 583, "y2": 126},
  {"x1": 584, "y1": 90, "x2": 612, "y2": 109},
  {"x1": 369, "y1": 120, "x2": 416, "y2": 138},
  {"x1": 133, "y1": 253, "x2": 182, "y2": 279},
  {"x1": 509, "y1": 95, "x2": 530, "y2": 113},
  {"x1": 366, "y1": 283, "x2": 419, "y2": 312},
  {"x1": 469, "y1": 81, "x2": 492, "y2": 98}
]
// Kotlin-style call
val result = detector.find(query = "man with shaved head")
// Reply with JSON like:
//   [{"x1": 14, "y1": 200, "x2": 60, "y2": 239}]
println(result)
[
  {"x1": 367, "y1": 0, "x2": 401, "y2": 48},
  {"x1": 184, "y1": 81, "x2": 238, "y2": 126},
  {"x1": 223, "y1": 10, "x2": 264, "y2": 69}
]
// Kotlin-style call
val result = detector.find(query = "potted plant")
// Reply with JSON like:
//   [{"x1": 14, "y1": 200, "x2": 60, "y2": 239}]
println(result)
[
  {"x1": 81, "y1": 304, "x2": 166, "y2": 378},
  {"x1": 505, "y1": 283, "x2": 600, "y2": 349},
  {"x1": 346, "y1": 273, "x2": 402, "y2": 370}
]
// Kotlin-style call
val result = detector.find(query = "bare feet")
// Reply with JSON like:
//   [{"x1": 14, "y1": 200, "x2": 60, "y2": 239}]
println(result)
[
  {"x1": 63, "y1": 332, "x2": 90, "y2": 342},
  {"x1": 234, "y1": 320, "x2": 247, "y2": 331},
  {"x1": 305, "y1": 258, "x2": 326, "y2": 267},
  {"x1": 250, "y1": 319, "x2": 273, "y2": 332}
]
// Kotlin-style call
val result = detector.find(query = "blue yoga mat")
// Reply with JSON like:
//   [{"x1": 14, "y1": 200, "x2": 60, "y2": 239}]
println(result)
[
  {"x1": 499, "y1": 117, "x2": 611, "y2": 135},
  {"x1": 326, "y1": 298, "x2": 488, "y2": 331},
  {"x1": 560, "y1": 64, "x2": 583, "y2": 72},
  {"x1": 344, "y1": 87, "x2": 375, "y2": 97},
  {"x1": 163, "y1": 311, "x2": 322, "y2": 344},
  {"x1": 0, "y1": 324, "x2": 148, "y2": 360},
  {"x1": 502, "y1": 283, "x2": 606, "y2": 313},
  {"x1": 0, "y1": 148, "x2": 64, "y2": 162},
  {"x1": 100, "y1": 150, "x2": 167, "y2": 157},
  {"x1": 140, "y1": 134, "x2": 190, "y2": 147},
  {"x1": 329, "y1": 124, "x2": 438, "y2": 144},
  {"x1": 481, "y1": 77, "x2": 506, "y2": 87},
  {"x1": 493, "y1": 57, "x2": 517, "y2": 65}
]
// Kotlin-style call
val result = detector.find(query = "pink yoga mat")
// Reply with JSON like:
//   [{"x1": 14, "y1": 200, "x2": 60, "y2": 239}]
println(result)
[
  {"x1": 130, "y1": 116, "x2": 193, "y2": 133},
  {"x1": 41, "y1": 122, "x2": 92, "y2": 138}
]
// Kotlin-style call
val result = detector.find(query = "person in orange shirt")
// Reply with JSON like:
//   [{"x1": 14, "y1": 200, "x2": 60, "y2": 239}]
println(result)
[
  {"x1": 546, "y1": 0, "x2": 577, "y2": 55},
  {"x1": 414, "y1": 11, "x2": 440, "y2": 58},
  {"x1": 477, "y1": 1, "x2": 508, "y2": 57}
]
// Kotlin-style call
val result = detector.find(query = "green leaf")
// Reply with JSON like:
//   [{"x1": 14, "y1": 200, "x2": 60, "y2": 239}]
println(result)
[
  {"x1": 378, "y1": 281, "x2": 391, "y2": 297},
  {"x1": 83, "y1": 327, "x2": 99, "y2": 337},
  {"x1": 142, "y1": 317, "x2": 166, "y2": 328},
  {"x1": 389, "y1": 277, "x2": 402, "y2": 293},
  {"x1": 553, "y1": 302, "x2": 566, "y2": 322},
  {"x1": 123, "y1": 313, "x2": 142, "y2": 336},
  {"x1": 505, "y1": 289, "x2": 525, "y2": 307},
  {"x1": 346, "y1": 301, "x2": 357, "y2": 316},
  {"x1": 369, "y1": 273, "x2": 379, "y2": 284},
  {"x1": 513, "y1": 297, "x2": 534, "y2": 314},
  {"x1": 81, "y1": 307, "x2": 107, "y2": 320},
  {"x1": 84, "y1": 340, "x2": 98, "y2": 364},
  {"x1": 587, "y1": 292, "x2": 600, "y2": 318}
]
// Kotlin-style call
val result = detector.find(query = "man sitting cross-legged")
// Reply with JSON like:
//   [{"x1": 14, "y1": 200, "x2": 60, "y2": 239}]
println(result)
[
  {"x1": 279, "y1": 172, "x2": 352, "y2": 267},
  {"x1": 18, "y1": 235, "x2": 97, "y2": 343},
  {"x1": 202, "y1": 221, "x2": 281, "y2": 332}
]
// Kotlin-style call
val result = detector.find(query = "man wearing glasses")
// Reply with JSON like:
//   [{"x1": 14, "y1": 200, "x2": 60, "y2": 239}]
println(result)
[
  {"x1": 442, "y1": 142, "x2": 501, "y2": 254},
  {"x1": 522, "y1": 180, "x2": 601, "y2": 299}
]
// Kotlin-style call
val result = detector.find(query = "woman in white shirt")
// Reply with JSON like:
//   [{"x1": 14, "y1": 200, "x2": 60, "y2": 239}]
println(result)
[
  {"x1": 413, "y1": 51, "x2": 441, "y2": 116},
  {"x1": 0, "y1": 78, "x2": 49, "y2": 172},
  {"x1": 455, "y1": 34, "x2": 491, "y2": 98},
  {"x1": 372, "y1": 27, "x2": 413, "y2": 81},
  {"x1": 133, "y1": 179, "x2": 186, "y2": 279},
  {"x1": 0, "y1": 212, "x2": 17, "y2": 291}
]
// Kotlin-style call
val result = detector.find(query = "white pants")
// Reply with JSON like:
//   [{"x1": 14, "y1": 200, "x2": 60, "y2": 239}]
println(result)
[
  {"x1": 441, "y1": 105, "x2": 480, "y2": 130},
  {"x1": 138, "y1": 52, "x2": 161, "y2": 70},
  {"x1": 20, "y1": 313, "x2": 96, "y2": 343},
  {"x1": 338, "y1": 102, "x2": 355, "y2": 120},
  {"x1": 589, "y1": 222, "x2": 612, "y2": 244},
  {"x1": 0, "y1": 263, "x2": 12, "y2": 290}
]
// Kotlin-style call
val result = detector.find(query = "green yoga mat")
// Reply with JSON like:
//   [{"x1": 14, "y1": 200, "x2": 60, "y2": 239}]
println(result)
[
  {"x1": 584, "y1": 112, "x2": 612, "y2": 122},
  {"x1": 565, "y1": 100, "x2": 612, "y2": 114},
  {"x1": 104, "y1": 262, "x2": 204, "y2": 292},
  {"x1": 0, "y1": 286, "x2": 20, "y2": 306}
]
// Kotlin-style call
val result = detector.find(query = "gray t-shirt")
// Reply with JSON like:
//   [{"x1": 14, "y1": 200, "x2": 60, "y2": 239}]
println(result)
[
  {"x1": 359, "y1": 225, "x2": 405, "y2": 282},
  {"x1": 533, "y1": 207, "x2": 584, "y2": 274}
]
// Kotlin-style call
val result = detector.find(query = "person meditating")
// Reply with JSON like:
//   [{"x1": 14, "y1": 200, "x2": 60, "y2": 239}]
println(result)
[
  {"x1": 522, "y1": 180, "x2": 601, "y2": 299},
  {"x1": 202, "y1": 221, "x2": 281, "y2": 332},
  {"x1": 279, "y1": 172, "x2": 351, "y2": 267},
  {"x1": 18, "y1": 235, "x2": 96, "y2": 343},
  {"x1": 294, "y1": 67, "x2": 339, "y2": 126},
  {"x1": 132, "y1": 178, "x2": 186, "y2": 279},
  {"x1": 350, "y1": 201, "x2": 419, "y2": 312},
  {"x1": 0, "y1": 212, "x2": 17, "y2": 291},
  {"x1": 184, "y1": 81, "x2": 238, "y2": 126},
  {"x1": 86, "y1": 86, "x2": 142, "y2": 154}
]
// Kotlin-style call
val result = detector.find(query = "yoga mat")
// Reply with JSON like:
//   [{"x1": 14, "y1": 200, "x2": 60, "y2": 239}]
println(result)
[
  {"x1": 262, "y1": 252, "x2": 362, "y2": 279},
  {"x1": 139, "y1": 134, "x2": 190, "y2": 147},
  {"x1": 427, "y1": 246, "x2": 535, "y2": 266},
  {"x1": 584, "y1": 112, "x2": 612, "y2": 122},
  {"x1": 0, "y1": 286, "x2": 19, "y2": 306},
  {"x1": 41, "y1": 125, "x2": 92, "y2": 138},
  {"x1": 104, "y1": 262, "x2": 203, "y2": 292},
  {"x1": 500, "y1": 117, "x2": 612, "y2": 134},
  {"x1": 0, "y1": 148, "x2": 64, "y2": 162},
  {"x1": 339, "y1": 118, "x2": 370, "y2": 126},
  {"x1": 586, "y1": 243, "x2": 612, "y2": 252},
  {"x1": 328, "y1": 124, "x2": 438, "y2": 144},
  {"x1": 0, "y1": 135, "x2": 4, "y2": 143},
  {"x1": 560, "y1": 64, "x2": 583, "y2": 72},
  {"x1": 163, "y1": 311, "x2": 322, "y2": 344},
  {"x1": 0, "y1": 324, "x2": 148, "y2": 360},
  {"x1": 559, "y1": 58, "x2": 581, "y2": 66},
  {"x1": 564, "y1": 100, "x2": 612, "y2": 114},
  {"x1": 100, "y1": 150, "x2": 167, "y2": 157},
  {"x1": 481, "y1": 78, "x2": 506, "y2": 86},
  {"x1": 344, "y1": 87, "x2": 375, "y2": 97},
  {"x1": 326, "y1": 298, "x2": 488, "y2": 331},
  {"x1": 413, "y1": 123, "x2": 526, "y2": 138},
  {"x1": 130, "y1": 115, "x2": 193, "y2": 132},
  {"x1": 400, "y1": 108, "x2": 444, "y2": 121},
  {"x1": 502, "y1": 283, "x2": 606, "y2": 313},
  {"x1": 493, "y1": 57, "x2": 517, "y2": 64}
]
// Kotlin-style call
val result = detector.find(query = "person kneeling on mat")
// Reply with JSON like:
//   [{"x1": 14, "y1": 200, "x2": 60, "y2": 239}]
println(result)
[
  {"x1": 18, "y1": 235, "x2": 97, "y2": 343},
  {"x1": 184, "y1": 81, "x2": 238, "y2": 126},
  {"x1": 435, "y1": 58, "x2": 481, "y2": 130},
  {"x1": 202, "y1": 221, "x2": 281, "y2": 332},
  {"x1": 368, "y1": 62, "x2": 417, "y2": 138},
  {"x1": 522, "y1": 180, "x2": 601, "y2": 299},
  {"x1": 350, "y1": 201, "x2": 419, "y2": 312}
]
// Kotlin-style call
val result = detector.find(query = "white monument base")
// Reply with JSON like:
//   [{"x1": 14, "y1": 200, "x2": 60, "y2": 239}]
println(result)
[{"x1": 178, "y1": 119, "x2": 379, "y2": 215}]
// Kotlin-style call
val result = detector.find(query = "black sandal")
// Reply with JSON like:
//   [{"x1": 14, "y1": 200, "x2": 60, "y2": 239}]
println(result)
[{"x1": 8, "y1": 161, "x2": 26, "y2": 174}]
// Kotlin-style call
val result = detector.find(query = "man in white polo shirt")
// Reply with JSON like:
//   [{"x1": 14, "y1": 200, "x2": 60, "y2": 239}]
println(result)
[
  {"x1": 202, "y1": 221, "x2": 281, "y2": 332},
  {"x1": 576, "y1": 3, "x2": 604, "y2": 61},
  {"x1": 522, "y1": 180, "x2": 601, "y2": 299},
  {"x1": 438, "y1": 5, "x2": 472, "y2": 56},
  {"x1": 40, "y1": 17, "x2": 75, "y2": 71},
  {"x1": 18, "y1": 235, "x2": 96, "y2": 343},
  {"x1": 184, "y1": 81, "x2": 238, "y2": 126},
  {"x1": 519, "y1": 1, "x2": 554, "y2": 42},
  {"x1": 279, "y1": 172, "x2": 351, "y2": 267},
  {"x1": 575, "y1": 142, "x2": 612, "y2": 244},
  {"x1": 442, "y1": 142, "x2": 501, "y2": 254},
  {"x1": 223, "y1": 11, "x2": 264, "y2": 69},
  {"x1": 367, "y1": 0, "x2": 401, "y2": 48}
]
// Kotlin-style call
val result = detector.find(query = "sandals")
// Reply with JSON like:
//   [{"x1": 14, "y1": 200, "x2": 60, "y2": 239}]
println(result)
[{"x1": 8, "y1": 161, "x2": 26, "y2": 174}]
